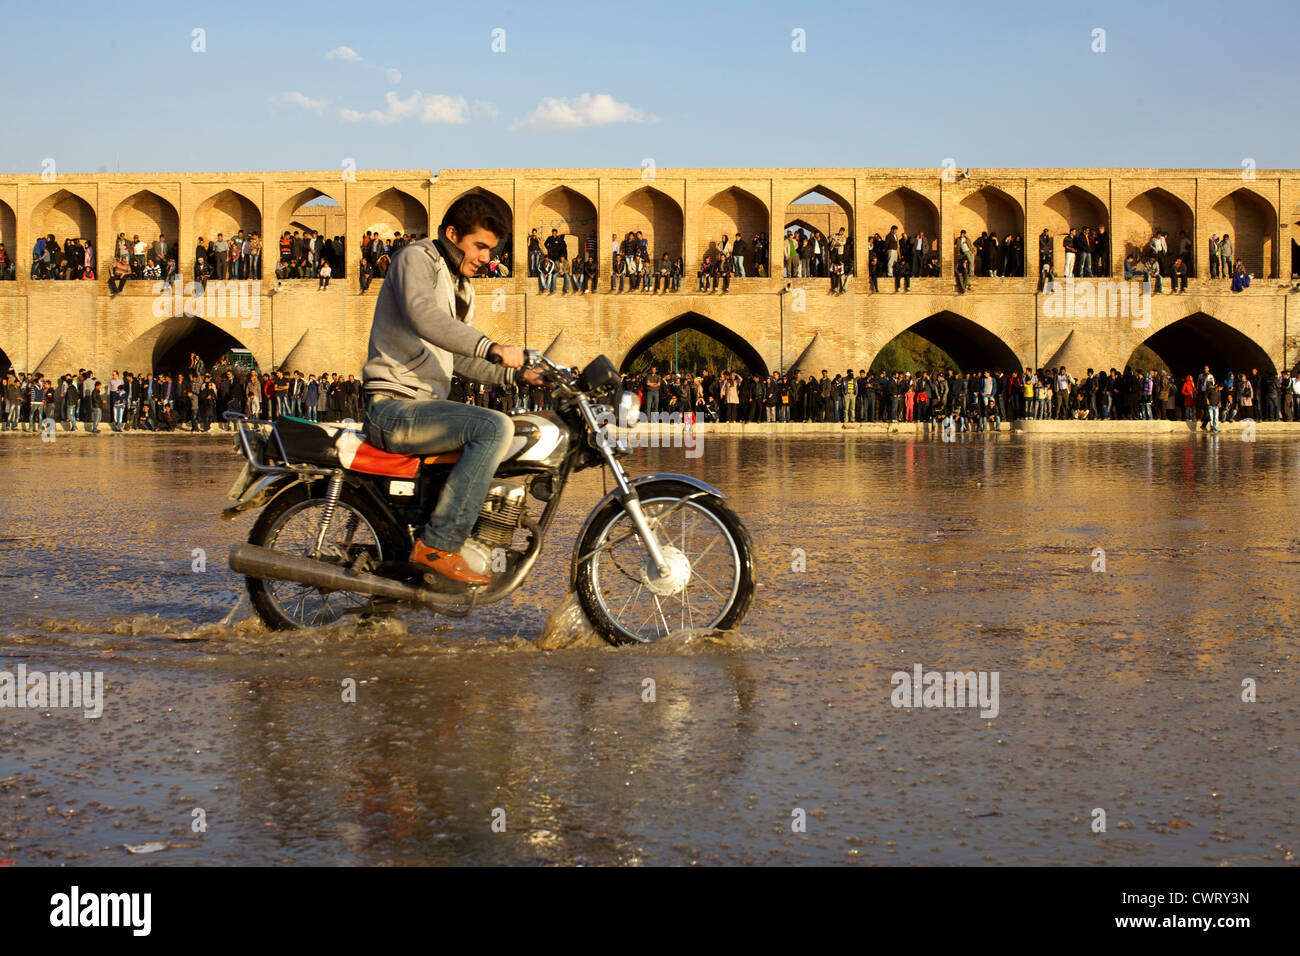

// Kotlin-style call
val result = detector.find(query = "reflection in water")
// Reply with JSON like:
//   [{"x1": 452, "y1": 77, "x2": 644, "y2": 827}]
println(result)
[{"x1": 0, "y1": 433, "x2": 1297, "y2": 864}]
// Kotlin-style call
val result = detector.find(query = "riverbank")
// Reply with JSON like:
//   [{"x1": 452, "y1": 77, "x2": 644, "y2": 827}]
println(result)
[{"x1": 3, "y1": 419, "x2": 1297, "y2": 439}]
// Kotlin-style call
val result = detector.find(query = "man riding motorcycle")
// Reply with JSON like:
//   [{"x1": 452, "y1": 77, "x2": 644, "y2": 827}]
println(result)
[{"x1": 361, "y1": 194, "x2": 544, "y2": 585}]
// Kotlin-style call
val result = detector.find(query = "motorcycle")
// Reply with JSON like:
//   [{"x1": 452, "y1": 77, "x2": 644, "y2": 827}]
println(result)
[{"x1": 223, "y1": 351, "x2": 756, "y2": 645}]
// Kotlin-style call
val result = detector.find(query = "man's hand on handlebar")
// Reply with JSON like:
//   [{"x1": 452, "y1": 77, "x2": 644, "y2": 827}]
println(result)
[
  {"x1": 487, "y1": 344, "x2": 546, "y2": 386},
  {"x1": 488, "y1": 344, "x2": 525, "y2": 369}
]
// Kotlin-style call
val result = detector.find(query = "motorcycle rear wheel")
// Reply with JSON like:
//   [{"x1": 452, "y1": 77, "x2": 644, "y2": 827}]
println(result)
[
  {"x1": 245, "y1": 483, "x2": 404, "y2": 630},
  {"x1": 573, "y1": 480, "x2": 756, "y2": 645}
]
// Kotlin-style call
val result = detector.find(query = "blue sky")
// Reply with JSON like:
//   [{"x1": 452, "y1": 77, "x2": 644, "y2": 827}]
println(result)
[{"x1": 2, "y1": 0, "x2": 1295, "y2": 174}]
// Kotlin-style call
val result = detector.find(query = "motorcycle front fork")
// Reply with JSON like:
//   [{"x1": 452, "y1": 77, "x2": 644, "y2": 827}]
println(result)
[{"x1": 579, "y1": 398, "x2": 671, "y2": 578}]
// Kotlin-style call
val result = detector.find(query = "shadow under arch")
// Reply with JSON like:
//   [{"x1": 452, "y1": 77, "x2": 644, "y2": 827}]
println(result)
[
  {"x1": 118, "y1": 314, "x2": 254, "y2": 376},
  {"x1": 618, "y1": 312, "x2": 768, "y2": 377},
  {"x1": 0, "y1": 345, "x2": 12, "y2": 375},
  {"x1": 875, "y1": 311, "x2": 1022, "y2": 373},
  {"x1": 1127, "y1": 312, "x2": 1275, "y2": 378}
]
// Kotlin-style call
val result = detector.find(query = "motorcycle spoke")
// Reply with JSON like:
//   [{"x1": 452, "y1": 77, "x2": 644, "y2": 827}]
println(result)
[
  {"x1": 686, "y1": 567, "x2": 729, "y2": 602},
  {"x1": 616, "y1": 579, "x2": 646, "y2": 622},
  {"x1": 652, "y1": 594, "x2": 670, "y2": 636}
]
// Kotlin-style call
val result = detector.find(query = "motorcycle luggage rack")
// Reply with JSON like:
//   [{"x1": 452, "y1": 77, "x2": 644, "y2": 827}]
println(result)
[{"x1": 223, "y1": 411, "x2": 337, "y2": 479}]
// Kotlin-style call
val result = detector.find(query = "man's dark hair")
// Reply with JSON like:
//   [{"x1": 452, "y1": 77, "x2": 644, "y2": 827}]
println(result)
[{"x1": 440, "y1": 194, "x2": 507, "y2": 243}]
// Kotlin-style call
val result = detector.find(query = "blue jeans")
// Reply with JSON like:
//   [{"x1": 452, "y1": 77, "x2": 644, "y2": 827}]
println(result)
[
  {"x1": 363, "y1": 395, "x2": 513, "y2": 553},
  {"x1": 733, "y1": 255, "x2": 745, "y2": 277}
]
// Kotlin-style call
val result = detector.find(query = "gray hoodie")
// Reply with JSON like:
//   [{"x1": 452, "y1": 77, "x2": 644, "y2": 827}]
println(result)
[{"x1": 361, "y1": 235, "x2": 512, "y2": 400}]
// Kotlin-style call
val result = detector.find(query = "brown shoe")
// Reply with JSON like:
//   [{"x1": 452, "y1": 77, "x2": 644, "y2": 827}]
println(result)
[{"x1": 410, "y1": 539, "x2": 489, "y2": 585}]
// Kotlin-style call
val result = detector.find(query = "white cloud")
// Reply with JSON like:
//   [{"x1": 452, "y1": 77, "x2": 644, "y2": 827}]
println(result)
[
  {"x1": 326, "y1": 46, "x2": 362, "y2": 62},
  {"x1": 386, "y1": 67, "x2": 402, "y2": 85},
  {"x1": 339, "y1": 90, "x2": 470, "y2": 125},
  {"x1": 509, "y1": 93, "x2": 656, "y2": 131},
  {"x1": 270, "y1": 91, "x2": 328, "y2": 115}
]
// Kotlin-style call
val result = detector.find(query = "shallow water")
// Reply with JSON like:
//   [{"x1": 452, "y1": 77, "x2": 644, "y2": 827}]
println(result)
[{"x1": 0, "y1": 432, "x2": 1296, "y2": 865}]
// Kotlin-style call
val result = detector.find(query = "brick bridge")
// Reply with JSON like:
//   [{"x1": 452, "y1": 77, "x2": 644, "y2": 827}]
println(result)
[{"x1": 1, "y1": 167, "x2": 1297, "y2": 379}]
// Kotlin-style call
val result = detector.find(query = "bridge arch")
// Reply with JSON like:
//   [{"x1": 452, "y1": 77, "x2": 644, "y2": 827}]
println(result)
[
  {"x1": 1209, "y1": 187, "x2": 1277, "y2": 279},
  {"x1": 194, "y1": 188, "x2": 262, "y2": 251},
  {"x1": 116, "y1": 313, "x2": 261, "y2": 376},
  {"x1": 0, "y1": 198, "x2": 14, "y2": 269},
  {"x1": 612, "y1": 186, "x2": 683, "y2": 264},
  {"x1": 1122, "y1": 187, "x2": 1194, "y2": 267},
  {"x1": 276, "y1": 187, "x2": 345, "y2": 274},
  {"x1": 31, "y1": 188, "x2": 96, "y2": 246},
  {"x1": 618, "y1": 311, "x2": 768, "y2": 377},
  {"x1": 872, "y1": 311, "x2": 1023, "y2": 374},
  {"x1": 699, "y1": 186, "x2": 768, "y2": 274},
  {"x1": 954, "y1": 186, "x2": 1025, "y2": 275},
  {"x1": 869, "y1": 187, "x2": 939, "y2": 260},
  {"x1": 784, "y1": 184, "x2": 854, "y2": 250},
  {"x1": 361, "y1": 187, "x2": 428, "y2": 238},
  {"x1": 1041, "y1": 185, "x2": 1109, "y2": 272},
  {"x1": 529, "y1": 186, "x2": 598, "y2": 261},
  {"x1": 1125, "y1": 311, "x2": 1275, "y2": 378}
]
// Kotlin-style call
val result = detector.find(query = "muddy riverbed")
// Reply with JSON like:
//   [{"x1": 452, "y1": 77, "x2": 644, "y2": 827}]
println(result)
[{"x1": 0, "y1": 432, "x2": 1296, "y2": 865}]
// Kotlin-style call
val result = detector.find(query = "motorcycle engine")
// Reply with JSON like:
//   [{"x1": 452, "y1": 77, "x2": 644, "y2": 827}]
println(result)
[{"x1": 461, "y1": 479, "x2": 528, "y2": 576}]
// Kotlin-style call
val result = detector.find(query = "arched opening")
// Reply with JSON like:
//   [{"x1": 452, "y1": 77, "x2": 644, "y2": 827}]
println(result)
[
  {"x1": 111, "y1": 190, "x2": 180, "y2": 276},
  {"x1": 439, "y1": 187, "x2": 513, "y2": 278},
  {"x1": 276, "y1": 189, "x2": 345, "y2": 280},
  {"x1": 784, "y1": 186, "x2": 853, "y2": 278},
  {"x1": 619, "y1": 313, "x2": 768, "y2": 377},
  {"x1": 954, "y1": 186, "x2": 1025, "y2": 277},
  {"x1": 1126, "y1": 312, "x2": 1275, "y2": 379},
  {"x1": 0, "y1": 345, "x2": 13, "y2": 375},
  {"x1": 872, "y1": 312, "x2": 1021, "y2": 374},
  {"x1": 529, "y1": 186, "x2": 598, "y2": 272},
  {"x1": 1210, "y1": 188, "x2": 1277, "y2": 279},
  {"x1": 360, "y1": 187, "x2": 428, "y2": 280},
  {"x1": 870, "y1": 187, "x2": 939, "y2": 274},
  {"x1": 194, "y1": 189, "x2": 262, "y2": 280},
  {"x1": 30, "y1": 189, "x2": 97, "y2": 279},
  {"x1": 361, "y1": 187, "x2": 429, "y2": 238},
  {"x1": 118, "y1": 314, "x2": 253, "y2": 377},
  {"x1": 1042, "y1": 186, "x2": 1109, "y2": 276},
  {"x1": 1289, "y1": 204, "x2": 1300, "y2": 279},
  {"x1": 699, "y1": 187, "x2": 769, "y2": 277},
  {"x1": 0, "y1": 199, "x2": 17, "y2": 278},
  {"x1": 1123, "y1": 187, "x2": 1194, "y2": 274},
  {"x1": 612, "y1": 186, "x2": 683, "y2": 266}
]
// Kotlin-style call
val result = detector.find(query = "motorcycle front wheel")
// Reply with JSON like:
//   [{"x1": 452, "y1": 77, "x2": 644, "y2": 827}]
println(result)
[{"x1": 573, "y1": 480, "x2": 756, "y2": 645}]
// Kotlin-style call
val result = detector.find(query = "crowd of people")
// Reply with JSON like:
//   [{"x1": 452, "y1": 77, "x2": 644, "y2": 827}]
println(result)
[
  {"x1": 0, "y1": 356, "x2": 368, "y2": 434},
  {"x1": 606, "y1": 364, "x2": 1300, "y2": 430},
  {"x1": 1, "y1": 218, "x2": 1279, "y2": 298},
  {"x1": 6, "y1": 356, "x2": 1299, "y2": 436},
  {"x1": 25, "y1": 235, "x2": 98, "y2": 280}
]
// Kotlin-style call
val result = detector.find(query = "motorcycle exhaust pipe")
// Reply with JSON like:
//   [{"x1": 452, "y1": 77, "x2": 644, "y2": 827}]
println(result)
[{"x1": 229, "y1": 542, "x2": 470, "y2": 609}]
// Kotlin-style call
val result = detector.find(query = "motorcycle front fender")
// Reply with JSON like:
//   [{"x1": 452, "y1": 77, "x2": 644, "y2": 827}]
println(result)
[{"x1": 570, "y1": 473, "x2": 726, "y2": 576}]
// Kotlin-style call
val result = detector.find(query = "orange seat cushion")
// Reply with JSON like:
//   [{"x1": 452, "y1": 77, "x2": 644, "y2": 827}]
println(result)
[
  {"x1": 348, "y1": 441, "x2": 421, "y2": 479},
  {"x1": 421, "y1": 451, "x2": 462, "y2": 465}
]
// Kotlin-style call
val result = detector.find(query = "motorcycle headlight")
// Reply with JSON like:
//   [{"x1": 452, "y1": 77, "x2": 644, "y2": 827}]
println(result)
[{"x1": 618, "y1": 390, "x2": 641, "y2": 427}]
